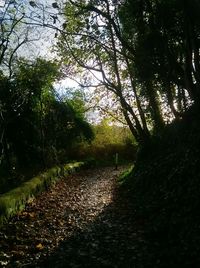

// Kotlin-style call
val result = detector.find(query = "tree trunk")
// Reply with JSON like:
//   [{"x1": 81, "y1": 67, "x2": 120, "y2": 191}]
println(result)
[
  {"x1": 2, "y1": 135, "x2": 11, "y2": 173},
  {"x1": 125, "y1": 54, "x2": 150, "y2": 138},
  {"x1": 108, "y1": 15, "x2": 150, "y2": 143},
  {"x1": 39, "y1": 95, "x2": 46, "y2": 168},
  {"x1": 145, "y1": 81, "x2": 164, "y2": 132},
  {"x1": 183, "y1": 0, "x2": 200, "y2": 105},
  {"x1": 165, "y1": 81, "x2": 180, "y2": 119}
]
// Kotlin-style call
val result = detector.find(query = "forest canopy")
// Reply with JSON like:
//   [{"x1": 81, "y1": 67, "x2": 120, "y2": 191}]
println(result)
[
  {"x1": 1, "y1": 0, "x2": 200, "y2": 185},
  {"x1": 1, "y1": 2, "x2": 200, "y2": 267},
  {"x1": 56, "y1": 0, "x2": 200, "y2": 143}
]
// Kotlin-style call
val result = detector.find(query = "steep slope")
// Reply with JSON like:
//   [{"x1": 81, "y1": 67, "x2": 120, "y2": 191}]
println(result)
[{"x1": 121, "y1": 104, "x2": 200, "y2": 267}]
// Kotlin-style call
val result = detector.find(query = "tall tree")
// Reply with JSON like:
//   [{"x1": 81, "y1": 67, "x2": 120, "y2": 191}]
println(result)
[
  {"x1": 119, "y1": 0, "x2": 200, "y2": 116},
  {"x1": 57, "y1": 0, "x2": 151, "y2": 143},
  {"x1": 55, "y1": 0, "x2": 200, "y2": 143}
]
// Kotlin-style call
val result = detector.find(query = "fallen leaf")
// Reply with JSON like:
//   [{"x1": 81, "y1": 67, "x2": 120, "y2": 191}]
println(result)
[
  {"x1": 36, "y1": 243, "x2": 44, "y2": 250},
  {"x1": 28, "y1": 212, "x2": 36, "y2": 219}
]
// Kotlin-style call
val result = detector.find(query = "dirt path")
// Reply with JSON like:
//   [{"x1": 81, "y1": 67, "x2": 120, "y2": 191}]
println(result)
[{"x1": 0, "y1": 166, "x2": 146, "y2": 267}]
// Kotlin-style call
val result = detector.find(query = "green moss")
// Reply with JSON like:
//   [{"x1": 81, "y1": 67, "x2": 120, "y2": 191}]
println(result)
[{"x1": 0, "y1": 162, "x2": 84, "y2": 227}]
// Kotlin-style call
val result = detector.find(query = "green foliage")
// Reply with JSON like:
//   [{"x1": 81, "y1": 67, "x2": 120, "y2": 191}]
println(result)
[
  {"x1": 66, "y1": 90, "x2": 86, "y2": 119},
  {"x1": 92, "y1": 119, "x2": 136, "y2": 146},
  {"x1": 57, "y1": 0, "x2": 200, "y2": 142},
  {"x1": 69, "y1": 119, "x2": 137, "y2": 165},
  {"x1": 0, "y1": 58, "x2": 93, "y2": 192}
]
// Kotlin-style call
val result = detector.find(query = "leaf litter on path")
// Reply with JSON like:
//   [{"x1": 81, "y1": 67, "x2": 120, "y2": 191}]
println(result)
[{"x1": 0, "y1": 166, "x2": 146, "y2": 267}]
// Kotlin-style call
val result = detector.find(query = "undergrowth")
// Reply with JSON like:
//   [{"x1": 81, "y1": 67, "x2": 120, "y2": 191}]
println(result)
[{"x1": 120, "y1": 104, "x2": 200, "y2": 267}]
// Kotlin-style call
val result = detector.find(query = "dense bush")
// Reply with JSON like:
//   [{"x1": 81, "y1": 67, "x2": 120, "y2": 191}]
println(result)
[
  {"x1": 0, "y1": 59, "x2": 93, "y2": 193},
  {"x1": 67, "y1": 119, "x2": 137, "y2": 165}
]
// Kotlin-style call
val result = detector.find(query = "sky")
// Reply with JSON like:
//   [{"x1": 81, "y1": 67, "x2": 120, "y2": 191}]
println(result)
[
  {"x1": 0, "y1": 0, "x2": 5, "y2": 7},
  {"x1": 0, "y1": 0, "x2": 100, "y2": 90},
  {"x1": 54, "y1": 78, "x2": 79, "y2": 95}
]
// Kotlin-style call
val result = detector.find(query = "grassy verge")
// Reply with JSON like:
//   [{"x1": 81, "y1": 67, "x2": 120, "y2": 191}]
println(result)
[
  {"x1": 118, "y1": 165, "x2": 134, "y2": 185},
  {"x1": 0, "y1": 162, "x2": 84, "y2": 227}
]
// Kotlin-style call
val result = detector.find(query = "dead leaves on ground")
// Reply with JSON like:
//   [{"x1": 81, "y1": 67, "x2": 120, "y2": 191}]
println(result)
[{"x1": 0, "y1": 166, "x2": 144, "y2": 267}]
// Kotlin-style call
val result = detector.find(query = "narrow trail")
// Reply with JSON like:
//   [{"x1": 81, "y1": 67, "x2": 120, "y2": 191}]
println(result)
[{"x1": 0, "y1": 166, "x2": 146, "y2": 268}]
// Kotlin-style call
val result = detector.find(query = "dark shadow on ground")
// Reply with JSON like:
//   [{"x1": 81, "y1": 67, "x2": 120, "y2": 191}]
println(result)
[
  {"x1": 33, "y1": 187, "x2": 200, "y2": 268},
  {"x1": 33, "y1": 187, "x2": 147, "y2": 268},
  {"x1": 4, "y1": 166, "x2": 199, "y2": 268}
]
